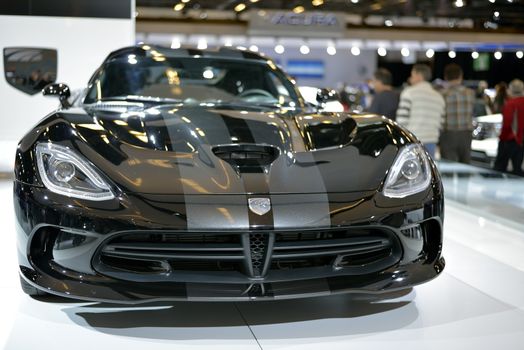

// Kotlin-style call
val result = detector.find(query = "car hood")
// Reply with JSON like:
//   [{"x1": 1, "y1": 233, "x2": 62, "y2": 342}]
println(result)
[{"x1": 54, "y1": 104, "x2": 406, "y2": 195}]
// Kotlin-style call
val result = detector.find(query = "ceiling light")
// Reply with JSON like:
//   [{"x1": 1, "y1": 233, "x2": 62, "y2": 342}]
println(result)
[
  {"x1": 274, "y1": 44, "x2": 285, "y2": 54},
  {"x1": 425, "y1": 49, "x2": 435, "y2": 58},
  {"x1": 494, "y1": 11, "x2": 500, "y2": 18},
  {"x1": 249, "y1": 45, "x2": 259, "y2": 52},
  {"x1": 454, "y1": 0, "x2": 464, "y2": 7},
  {"x1": 351, "y1": 0, "x2": 359, "y2": 3},
  {"x1": 249, "y1": 0, "x2": 260, "y2": 2},
  {"x1": 377, "y1": 47, "x2": 387, "y2": 57},
  {"x1": 197, "y1": 38, "x2": 207, "y2": 50},
  {"x1": 448, "y1": 50, "x2": 456, "y2": 58},
  {"x1": 171, "y1": 38, "x2": 181, "y2": 49},
  {"x1": 312, "y1": 0, "x2": 324, "y2": 6},
  {"x1": 517, "y1": 51, "x2": 524, "y2": 59},
  {"x1": 401, "y1": 48, "x2": 410, "y2": 57},
  {"x1": 351, "y1": 46, "x2": 361, "y2": 56},
  {"x1": 300, "y1": 45, "x2": 310, "y2": 55},
  {"x1": 293, "y1": 6, "x2": 305, "y2": 13},
  {"x1": 327, "y1": 45, "x2": 337, "y2": 56},
  {"x1": 472, "y1": 51, "x2": 479, "y2": 59},
  {"x1": 234, "y1": 3, "x2": 247, "y2": 12},
  {"x1": 181, "y1": 0, "x2": 190, "y2": 3},
  {"x1": 384, "y1": 19, "x2": 393, "y2": 27},
  {"x1": 489, "y1": 0, "x2": 495, "y2": 2},
  {"x1": 173, "y1": 3, "x2": 185, "y2": 11},
  {"x1": 494, "y1": 51, "x2": 502, "y2": 60}
]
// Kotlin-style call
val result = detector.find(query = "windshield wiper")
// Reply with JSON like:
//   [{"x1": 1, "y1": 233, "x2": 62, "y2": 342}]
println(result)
[
  {"x1": 97, "y1": 95, "x2": 183, "y2": 104},
  {"x1": 197, "y1": 99, "x2": 290, "y2": 109}
]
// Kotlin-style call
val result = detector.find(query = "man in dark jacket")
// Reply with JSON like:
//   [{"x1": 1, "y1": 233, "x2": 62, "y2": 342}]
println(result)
[
  {"x1": 368, "y1": 68, "x2": 399, "y2": 120},
  {"x1": 494, "y1": 79, "x2": 524, "y2": 175}
]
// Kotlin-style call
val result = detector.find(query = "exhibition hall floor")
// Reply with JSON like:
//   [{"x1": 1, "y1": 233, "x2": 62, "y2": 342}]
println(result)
[{"x1": 1, "y1": 175, "x2": 524, "y2": 350}]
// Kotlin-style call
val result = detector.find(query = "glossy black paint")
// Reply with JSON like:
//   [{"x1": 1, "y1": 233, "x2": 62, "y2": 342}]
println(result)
[
  {"x1": 42, "y1": 83, "x2": 71, "y2": 107},
  {"x1": 14, "y1": 45, "x2": 445, "y2": 303}
]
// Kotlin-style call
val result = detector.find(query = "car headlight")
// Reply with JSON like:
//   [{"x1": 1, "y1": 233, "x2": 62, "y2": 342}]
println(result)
[
  {"x1": 36, "y1": 143, "x2": 114, "y2": 201},
  {"x1": 383, "y1": 144, "x2": 431, "y2": 198}
]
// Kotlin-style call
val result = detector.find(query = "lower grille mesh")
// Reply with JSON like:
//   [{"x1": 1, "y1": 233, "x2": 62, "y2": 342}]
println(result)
[{"x1": 249, "y1": 233, "x2": 267, "y2": 276}]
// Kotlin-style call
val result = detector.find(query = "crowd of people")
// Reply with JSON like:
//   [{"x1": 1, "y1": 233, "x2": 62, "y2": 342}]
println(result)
[{"x1": 365, "y1": 64, "x2": 524, "y2": 175}]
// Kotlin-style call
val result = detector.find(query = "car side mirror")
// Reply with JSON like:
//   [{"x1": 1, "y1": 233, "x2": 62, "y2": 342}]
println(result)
[{"x1": 42, "y1": 83, "x2": 71, "y2": 108}]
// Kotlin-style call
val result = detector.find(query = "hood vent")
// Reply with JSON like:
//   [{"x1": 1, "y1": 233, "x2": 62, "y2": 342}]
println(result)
[{"x1": 212, "y1": 144, "x2": 280, "y2": 171}]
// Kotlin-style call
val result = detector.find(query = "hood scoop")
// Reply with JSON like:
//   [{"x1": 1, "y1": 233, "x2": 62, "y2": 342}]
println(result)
[{"x1": 212, "y1": 144, "x2": 280, "y2": 172}]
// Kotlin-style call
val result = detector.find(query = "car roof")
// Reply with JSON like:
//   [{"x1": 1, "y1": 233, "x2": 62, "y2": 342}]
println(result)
[{"x1": 104, "y1": 44, "x2": 269, "y2": 63}]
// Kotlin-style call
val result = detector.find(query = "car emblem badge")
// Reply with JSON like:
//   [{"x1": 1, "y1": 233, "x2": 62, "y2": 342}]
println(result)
[{"x1": 248, "y1": 198, "x2": 271, "y2": 216}]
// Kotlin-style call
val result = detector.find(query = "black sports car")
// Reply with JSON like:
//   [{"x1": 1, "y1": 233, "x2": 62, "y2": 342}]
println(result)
[{"x1": 14, "y1": 45, "x2": 444, "y2": 303}]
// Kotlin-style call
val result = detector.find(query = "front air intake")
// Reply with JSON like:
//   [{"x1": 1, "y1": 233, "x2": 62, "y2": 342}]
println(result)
[{"x1": 212, "y1": 144, "x2": 279, "y2": 169}]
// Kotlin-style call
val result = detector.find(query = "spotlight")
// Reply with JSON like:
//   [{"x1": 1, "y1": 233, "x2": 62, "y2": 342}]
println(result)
[
  {"x1": 171, "y1": 38, "x2": 181, "y2": 49},
  {"x1": 234, "y1": 3, "x2": 246, "y2": 12},
  {"x1": 300, "y1": 45, "x2": 310, "y2": 55},
  {"x1": 327, "y1": 45, "x2": 337, "y2": 56},
  {"x1": 425, "y1": 49, "x2": 435, "y2": 58},
  {"x1": 197, "y1": 38, "x2": 207, "y2": 50},
  {"x1": 351, "y1": 46, "x2": 361, "y2": 56},
  {"x1": 377, "y1": 47, "x2": 387, "y2": 57},
  {"x1": 401, "y1": 48, "x2": 410, "y2": 57},
  {"x1": 274, "y1": 44, "x2": 285, "y2": 54},
  {"x1": 516, "y1": 51, "x2": 523, "y2": 59},
  {"x1": 448, "y1": 50, "x2": 457, "y2": 58},
  {"x1": 494, "y1": 51, "x2": 502, "y2": 60},
  {"x1": 472, "y1": 51, "x2": 479, "y2": 59},
  {"x1": 173, "y1": 3, "x2": 185, "y2": 11}
]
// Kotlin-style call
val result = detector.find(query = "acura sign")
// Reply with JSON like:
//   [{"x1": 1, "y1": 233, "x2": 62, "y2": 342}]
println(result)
[{"x1": 249, "y1": 10, "x2": 345, "y2": 37}]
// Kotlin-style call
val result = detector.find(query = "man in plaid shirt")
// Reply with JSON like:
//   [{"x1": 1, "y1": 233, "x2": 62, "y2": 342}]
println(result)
[{"x1": 440, "y1": 63, "x2": 475, "y2": 163}]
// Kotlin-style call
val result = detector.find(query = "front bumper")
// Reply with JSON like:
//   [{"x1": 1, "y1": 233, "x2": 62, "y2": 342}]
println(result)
[{"x1": 15, "y1": 181, "x2": 444, "y2": 303}]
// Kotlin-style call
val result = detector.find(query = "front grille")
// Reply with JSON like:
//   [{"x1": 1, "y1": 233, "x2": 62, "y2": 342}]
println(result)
[
  {"x1": 272, "y1": 229, "x2": 399, "y2": 271},
  {"x1": 97, "y1": 233, "x2": 245, "y2": 274},
  {"x1": 94, "y1": 228, "x2": 402, "y2": 281}
]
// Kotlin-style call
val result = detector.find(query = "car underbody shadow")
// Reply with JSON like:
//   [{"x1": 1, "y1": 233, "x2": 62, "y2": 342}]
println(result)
[{"x1": 61, "y1": 288, "x2": 417, "y2": 340}]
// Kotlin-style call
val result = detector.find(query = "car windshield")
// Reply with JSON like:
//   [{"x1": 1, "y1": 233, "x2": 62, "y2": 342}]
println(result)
[{"x1": 84, "y1": 55, "x2": 300, "y2": 108}]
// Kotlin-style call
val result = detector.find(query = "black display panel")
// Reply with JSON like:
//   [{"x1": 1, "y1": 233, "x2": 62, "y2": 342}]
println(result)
[{"x1": 0, "y1": 0, "x2": 131, "y2": 19}]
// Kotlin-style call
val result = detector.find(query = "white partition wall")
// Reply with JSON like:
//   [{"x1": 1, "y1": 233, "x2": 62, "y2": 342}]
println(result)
[{"x1": 0, "y1": 1, "x2": 135, "y2": 171}]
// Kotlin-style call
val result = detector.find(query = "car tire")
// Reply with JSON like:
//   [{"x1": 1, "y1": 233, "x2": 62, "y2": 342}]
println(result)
[{"x1": 20, "y1": 276, "x2": 49, "y2": 296}]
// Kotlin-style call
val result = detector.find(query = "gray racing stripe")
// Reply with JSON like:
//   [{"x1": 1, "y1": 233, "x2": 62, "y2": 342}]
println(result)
[
  {"x1": 264, "y1": 116, "x2": 331, "y2": 229},
  {"x1": 214, "y1": 110, "x2": 331, "y2": 229},
  {"x1": 162, "y1": 108, "x2": 250, "y2": 230}
]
